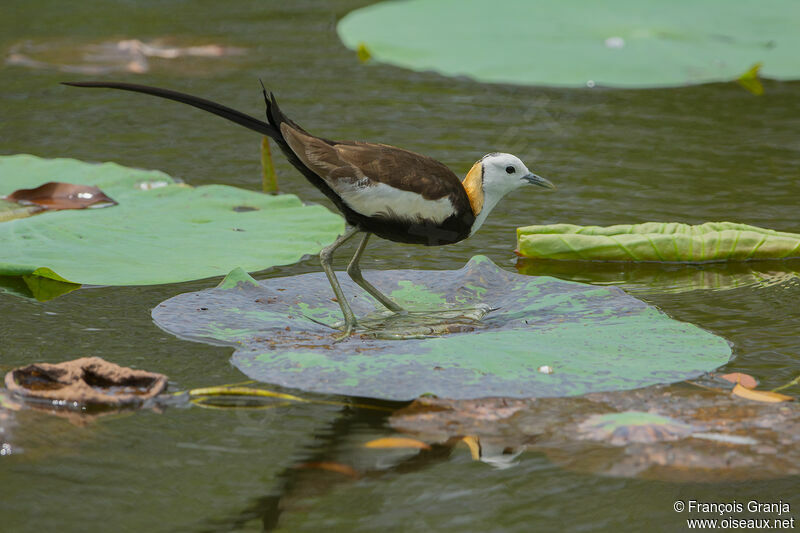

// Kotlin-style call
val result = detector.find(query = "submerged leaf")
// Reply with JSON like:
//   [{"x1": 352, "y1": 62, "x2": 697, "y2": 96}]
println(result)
[
  {"x1": 719, "y1": 373, "x2": 758, "y2": 389},
  {"x1": 153, "y1": 256, "x2": 731, "y2": 400},
  {"x1": 294, "y1": 462, "x2": 360, "y2": 479},
  {"x1": 391, "y1": 386, "x2": 800, "y2": 481},
  {"x1": 517, "y1": 222, "x2": 800, "y2": 262},
  {"x1": 0, "y1": 155, "x2": 344, "y2": 290},
  {"x1": 731, "y1": 384, "x2": 793, "y2": 403},
  {"x1": 364, "y1": 437, "x2": 431, "y2": 450},
  {"x1": 691, "y1": 432, "x2": 759, "y2": 446},
  {"x1": 577, "y1": 411, "x2": 697, "y2": 445},
  {"x1": 5, "y1": 181, "x2": 117, "y2": 210}
]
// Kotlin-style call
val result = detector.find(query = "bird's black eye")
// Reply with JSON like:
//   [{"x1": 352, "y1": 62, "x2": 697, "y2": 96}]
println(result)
[{"x1": 505, "y1": 165, "x2": 516, "y2": 174}]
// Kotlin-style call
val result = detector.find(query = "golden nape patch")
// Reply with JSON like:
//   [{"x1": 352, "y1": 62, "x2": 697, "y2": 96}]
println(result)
[{"x1": 462, "y1": 161, "x2": 484, "y2": 215}]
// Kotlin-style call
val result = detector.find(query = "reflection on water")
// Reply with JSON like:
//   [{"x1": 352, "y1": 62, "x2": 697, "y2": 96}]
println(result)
[
  {"x1": 516, "y1": 257, "x2": 800, "y2": 294},
  {"x1": 6, "y1": 39, "x2": 245, "y2": 75}
]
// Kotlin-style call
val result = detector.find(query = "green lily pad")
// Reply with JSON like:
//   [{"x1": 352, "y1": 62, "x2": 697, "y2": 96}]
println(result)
[
  {"x1": 152, "y1": 256, "x2": 731, "y2": 400},
  {"x1": 517, "y1": 222, "x2": 800, "y2": 262},
  {"x1": 0, "y1": 154, "x2": 344, "y2": 288},
  {"x1": 338, "y1": 0, "x2": 800, "y2": 88},
  {"x1": 0, "y1": 268, "x2": 82, "y2": 302}
]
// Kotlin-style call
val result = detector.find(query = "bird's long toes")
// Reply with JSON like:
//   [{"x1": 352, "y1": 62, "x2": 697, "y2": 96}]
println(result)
[{"x1": 332, "y1": 325, "x2": 356, "y2": 343}]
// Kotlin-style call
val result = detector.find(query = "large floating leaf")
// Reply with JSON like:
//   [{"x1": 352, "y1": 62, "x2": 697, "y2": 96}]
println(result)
[
  {"x1": 0, "y1": 155, "x2": 344, "y2": 288},
  {"x1": 338, "y1": 0, "x2": 800, "y2": 88},
  {"x1": 517, "y1": 222, "x2": 800, "y2": 262},
  {"x1": 152, "y1": 256, "x2": 731, "y2": 400}
]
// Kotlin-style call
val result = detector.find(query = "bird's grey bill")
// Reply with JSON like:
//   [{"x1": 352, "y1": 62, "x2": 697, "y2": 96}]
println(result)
[{"x1": 523, "y1": 173, "x2": 556, "y2": 190}]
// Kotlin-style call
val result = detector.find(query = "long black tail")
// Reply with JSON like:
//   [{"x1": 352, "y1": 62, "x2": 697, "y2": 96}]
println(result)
[{"x1": 61, "y1": 81, "x2": 280, "y2": 139}]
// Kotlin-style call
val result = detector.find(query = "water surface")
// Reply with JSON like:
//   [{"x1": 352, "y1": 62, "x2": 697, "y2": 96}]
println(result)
[{"x1": 2, "y1": 1, "x2": 799, "y2": 531}]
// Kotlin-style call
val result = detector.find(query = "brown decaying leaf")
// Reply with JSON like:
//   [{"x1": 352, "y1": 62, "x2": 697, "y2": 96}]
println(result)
[
  {"x1": 4, "y1": 356, "x2": 167, "y2": 406},
  {"x1": 731, "y1": 384, "x2": 793, "y2": 403},
  {"x1": 294, "y1": 462, "x2": 360, "y2": 479},
  {"x1": 720, "y1": 373, "x2": 758, "y2": 389},
  {"x1": 364, "y1": 437, "x2": 431, "y2": 450},
  {"x1": 5, "y1": 182, "x2": 117, "y2": 210}
]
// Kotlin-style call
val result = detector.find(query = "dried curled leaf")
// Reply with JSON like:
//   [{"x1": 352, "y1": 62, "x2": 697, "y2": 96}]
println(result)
[
  {"x1": 732, "y1": 384, "x2": 793, "y2": 403},
  {"x1": 4, "y1": 356, "x2": 167, "y2": 406},
  {"x1": 364, "y1": 437, "x2": 431, "y2": 450},
  {"x1": 5, "y1": 181, "x2": 117, "y2": 210}
]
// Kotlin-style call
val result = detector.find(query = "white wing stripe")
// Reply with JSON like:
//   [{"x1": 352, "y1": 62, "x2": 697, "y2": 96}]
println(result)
[{"x1": 336, "y1": 181, "x2": 455, "y2": 223}]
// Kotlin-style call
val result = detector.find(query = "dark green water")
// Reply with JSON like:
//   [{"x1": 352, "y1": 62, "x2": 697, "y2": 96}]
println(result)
[{"x1": 2, "y1": 1, "x2": 799, "y2": 531}]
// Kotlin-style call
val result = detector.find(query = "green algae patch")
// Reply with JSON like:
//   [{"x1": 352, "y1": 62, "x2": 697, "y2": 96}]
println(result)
[
  {"x1": 517, "y1": 222, "x2": 800, "y2": 262},
  {"x1": 0, "y1": 155, "x2": 344, "y2": 294},
  {"x1": 152, "y1": 256, "x2": 731, "y2": 400},
  {"x1": 338, "y1": 0, "x2": 800, "y2": 88}
]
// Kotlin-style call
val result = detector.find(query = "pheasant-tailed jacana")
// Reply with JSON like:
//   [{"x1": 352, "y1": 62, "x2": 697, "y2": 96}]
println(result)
[{"x1": 62, "y1": 81, "x2": 556, "y2": 338}]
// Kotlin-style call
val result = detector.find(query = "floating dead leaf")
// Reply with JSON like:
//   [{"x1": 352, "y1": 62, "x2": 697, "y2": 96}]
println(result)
[
  {"x1": 364, "y1": 437, "x2": 431, "y2": 450},
  {"x1": 5, "y1": 356, "x2": 166, "y2": 406},
  {"x1": 731, "y1": 384, "x2": 793, "y2": 403},
  {"x1": 294, "y1": 462, "x2": 360, "y2": 479},
  {"x1": 719, "y1": 372, "x2": 758, "y2": 389},
  {"x1": 5, "y1": 182, "x2": 117, "y2": 210}
]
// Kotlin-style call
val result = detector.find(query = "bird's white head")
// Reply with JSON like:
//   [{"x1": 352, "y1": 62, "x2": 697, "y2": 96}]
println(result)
[{"x1": 463, "y1": 152, "x2": 555, "y2": 235}]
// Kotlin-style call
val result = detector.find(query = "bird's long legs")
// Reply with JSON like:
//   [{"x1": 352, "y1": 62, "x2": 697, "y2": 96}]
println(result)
[
  {"x1": 346, "y1": 233, "x2": 405, "y2": 314},
  {"x1": 319, "y1": 226, "x2": 361, "y2": 338}
]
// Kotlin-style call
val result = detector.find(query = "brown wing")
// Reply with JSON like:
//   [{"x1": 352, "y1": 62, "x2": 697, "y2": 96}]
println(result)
[{"x1": 280, "y1": 123, "x2": 465, "y2": 202}]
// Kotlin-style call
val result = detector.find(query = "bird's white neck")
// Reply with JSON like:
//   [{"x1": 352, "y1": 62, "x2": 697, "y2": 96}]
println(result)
[
  {"x1": 468, "y1": 192, "x2": 504, "y2": 236},
  {"x1": 461, "y1": 158, "x2": 524, "y2": 236}
]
